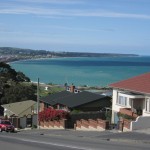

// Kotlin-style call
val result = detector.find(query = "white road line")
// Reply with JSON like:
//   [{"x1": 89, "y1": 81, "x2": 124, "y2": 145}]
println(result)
[
  {"x1": 21, "y1": 138, "x2": 93, "y2": 150},
  {"x1": 0, "y1": 135, "x2": 95, "y2": 150}
]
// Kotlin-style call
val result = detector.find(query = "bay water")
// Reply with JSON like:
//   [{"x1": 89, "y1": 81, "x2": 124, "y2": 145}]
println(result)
[{"x1": 10, "y1": 56, "x2": 150, "y2": 87}]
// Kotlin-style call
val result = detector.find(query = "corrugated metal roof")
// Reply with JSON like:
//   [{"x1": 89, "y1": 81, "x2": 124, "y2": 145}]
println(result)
[{"x1": 109, "y1": 72, "x2": 150, "y2": 94}]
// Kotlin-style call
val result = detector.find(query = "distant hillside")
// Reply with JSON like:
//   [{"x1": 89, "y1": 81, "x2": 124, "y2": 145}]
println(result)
[
  {"x1": 55, "y1": 51, "x2": 138, "y2": 57},
  {"x1": 0, "y1": 47, "x2": 52, "y2": 56},
  {"x1": 0, "y1": 47, "x2": 138, "y2": 62}
]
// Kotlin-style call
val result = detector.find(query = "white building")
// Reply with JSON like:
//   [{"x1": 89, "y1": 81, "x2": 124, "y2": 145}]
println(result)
[{"x1": 109, "y1": 72, "x2": 150, "y2": 131}]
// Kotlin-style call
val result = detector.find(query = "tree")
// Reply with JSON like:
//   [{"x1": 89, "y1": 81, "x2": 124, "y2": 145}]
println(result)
[
  {"x1": 0, "y1": 82, "x2": 37, "y2": 104},
  {"x1": 0, "y1": 62, "x2": 17, "y2": 82},
  {"x1": 0, "y1": 62, "x2": 30, "y2": 82},
  {"x1": 16, "y1": 71, "x2": 30, "y2": 82},
  {"x1": 0, "y1": 62, "x2": 36, "y2": 104}
]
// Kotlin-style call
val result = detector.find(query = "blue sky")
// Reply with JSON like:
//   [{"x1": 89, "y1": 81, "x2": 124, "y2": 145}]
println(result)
[{"x1": 0, "y1": 0, "x2": 150, "y2": 55}]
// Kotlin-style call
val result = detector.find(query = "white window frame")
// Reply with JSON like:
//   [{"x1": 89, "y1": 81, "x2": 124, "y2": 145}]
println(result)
[
  {"x1": 145, "y1": 98, "x2": 150, "y2": 113},
  {"x1": 117, "y1": 95, "x2": 127, "y2": 106}
]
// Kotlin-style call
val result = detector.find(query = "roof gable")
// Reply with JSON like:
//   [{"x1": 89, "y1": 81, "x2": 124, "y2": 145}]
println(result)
[
  {"x1": 1, "y1": 100, "x2": 36, "y2": 116},
  {"x1": 109, "y1": 72, "x2": 150, "y2": 94}
]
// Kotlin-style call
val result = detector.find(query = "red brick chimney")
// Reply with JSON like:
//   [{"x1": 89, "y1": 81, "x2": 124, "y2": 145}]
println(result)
[{"x1": 70, "y1": 84, "x2": 75, "y2": 93}]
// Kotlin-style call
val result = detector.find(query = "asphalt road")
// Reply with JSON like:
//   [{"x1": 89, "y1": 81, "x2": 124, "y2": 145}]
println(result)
[{"x1": 0, "y1": 130, "x2": 150, "y2": 150}]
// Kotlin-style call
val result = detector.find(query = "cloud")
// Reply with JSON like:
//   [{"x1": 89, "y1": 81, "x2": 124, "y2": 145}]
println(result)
[
  {"x1": 0, "y1": 2, "x2": 150, "y2": 20},
  {"x1": 74, "y1": 11, "x2": 150, "y2": 19},
  {"x1": 13, "y1": 0, "x2": 84, "y2": 5},
  {"x1": 39, "y1": 25, "x2": 115, "y2": 32}
]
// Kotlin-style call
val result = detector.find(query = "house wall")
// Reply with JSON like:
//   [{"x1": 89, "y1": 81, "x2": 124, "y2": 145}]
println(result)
[
  {"x1": 112, "y1": 90, "x2": 131, "y2": 123},
  {"x1": 130, "y1": 116, "x2": 150, "y2": 130},
  {"x1": 142, "y1": 96, "x2": 150, "y2": 116},
  {"x1": 143, "y1": 112, "x2": 150, "y2": 116},
  {"x1": 112, "y1": 89, "x2": 150, "y2": 124},
  {"x1": 113, "y1": 91, "x2": 131, "y2": 112},
  {"x1": 20, "y1": 117, "x2": 26, "y2": 128}
]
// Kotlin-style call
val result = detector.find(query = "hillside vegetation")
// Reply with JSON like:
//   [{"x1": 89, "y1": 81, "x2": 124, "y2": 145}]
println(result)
[{"x1": 0, "y1": 62, "x2": 37, "y2": 105}]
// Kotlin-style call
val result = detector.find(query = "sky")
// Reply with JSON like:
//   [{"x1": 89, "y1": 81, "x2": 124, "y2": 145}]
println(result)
[{"x1": 0, "y1": 0, "x2": 150, "y2": 55}]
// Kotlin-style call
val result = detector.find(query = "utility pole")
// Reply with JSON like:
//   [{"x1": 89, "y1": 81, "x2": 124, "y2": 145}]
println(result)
[{"x1": 37, "y1": 78, "x2": 40, "y2": 129}]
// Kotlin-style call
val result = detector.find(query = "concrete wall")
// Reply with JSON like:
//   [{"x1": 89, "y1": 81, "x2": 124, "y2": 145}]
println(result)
[
  {"x1": 75, "y1": 119, "x2": 109, "y2": 131},
  {"x1": 40, "y1": 120, "x2": 66, "y2": 129},
  {"x1": 130, "y1": 116, "x2": 150, "y2": 130}
]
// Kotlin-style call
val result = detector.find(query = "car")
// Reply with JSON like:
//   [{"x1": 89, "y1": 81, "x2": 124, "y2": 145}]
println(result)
[{"x1": 0, "y1": 119, "x2": 15, "y2": 132}]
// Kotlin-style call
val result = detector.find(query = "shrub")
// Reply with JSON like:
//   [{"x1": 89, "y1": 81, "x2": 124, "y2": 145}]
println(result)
[
  {"x1": 117, "y1": 112, "x2": 135, "y2": 120},
  {"x1": 39, "y1": 107, "x2": 69, "y2": 122}
]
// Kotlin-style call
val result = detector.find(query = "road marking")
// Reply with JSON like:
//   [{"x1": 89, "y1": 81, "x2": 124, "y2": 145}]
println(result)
[
  {"x1": 0, "y1": 135, "x2": 95, "y2": 150},
  {"x1": 21, "y1": 138, "x2": 93, "y2": 150}
]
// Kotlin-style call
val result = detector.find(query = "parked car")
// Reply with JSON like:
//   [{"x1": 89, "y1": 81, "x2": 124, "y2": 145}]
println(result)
[{"x1": 0, "y1": 119, "x2": 15, "y2": 132}]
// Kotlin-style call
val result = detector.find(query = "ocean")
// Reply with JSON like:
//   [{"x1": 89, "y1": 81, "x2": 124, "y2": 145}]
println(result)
[{"x1": 10, "y1": 56, "x2": 150, "y2": 87}]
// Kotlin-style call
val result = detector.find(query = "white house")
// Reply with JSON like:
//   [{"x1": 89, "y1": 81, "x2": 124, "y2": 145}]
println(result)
[{"x1": 109, "y1": 72, "x2": 150, "y2": 131}]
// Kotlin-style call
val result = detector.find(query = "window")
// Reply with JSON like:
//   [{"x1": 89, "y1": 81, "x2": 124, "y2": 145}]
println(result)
[
  {"x1": 145, "y1": 98, "x2": 150, "y2": 113},
  {"x1": 117, "y1": 96, "x2": 127, "y2": 106}
]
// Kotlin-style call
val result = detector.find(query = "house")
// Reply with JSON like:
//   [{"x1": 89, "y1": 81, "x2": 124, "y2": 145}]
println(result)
[
  {"x1": 1, "y1": 100, "x2": 37, "y2": 118},
  {"x1": 109, "y1": 72, "x2": 150, "y2": 131},
  {"x1": 39, "y1": 85, "x2": 111, "y2": 130},
  {"x1": 66, "y1": 85, "x2": 80, "y2": 93},
  {"x1": 40, "y1": 85, "x2": 111, "y2": 112}
]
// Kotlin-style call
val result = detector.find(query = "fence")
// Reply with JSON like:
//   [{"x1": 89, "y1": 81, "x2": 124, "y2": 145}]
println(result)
[
  {"x1": 10, "y1": 112, "x2": 105, "y2": 129},
  {"x1": 75, "y1": 118, "x2": 109, "y2": 131},
  {"x1": 39, "y1": 112, "x2": 106, "y2": 130},
  {"x1": 66, "y1": 111, "x2": 106, "y2": 128}
]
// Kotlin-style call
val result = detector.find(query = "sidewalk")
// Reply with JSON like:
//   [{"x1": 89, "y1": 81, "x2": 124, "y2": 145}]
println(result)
[
  {"x1": 133, "y1": 128, "x2": 150, "y2": 134},
  {"x1": 19, "y1": 128, "x2": 150, "y2": 144}
]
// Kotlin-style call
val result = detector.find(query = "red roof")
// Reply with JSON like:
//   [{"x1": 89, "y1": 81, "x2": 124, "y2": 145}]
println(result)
[{"x1": 109, "y1": 72, "x2": 150, "y2": 94}]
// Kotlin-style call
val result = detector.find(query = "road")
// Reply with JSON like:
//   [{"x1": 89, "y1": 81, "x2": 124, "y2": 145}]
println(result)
[{"x1": 0, "y1": 130, "x2": 150, "y2": 150}]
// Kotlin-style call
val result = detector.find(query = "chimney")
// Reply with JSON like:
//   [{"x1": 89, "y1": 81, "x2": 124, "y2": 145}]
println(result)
[{"x1": 70, "y1": 84, "x2": 75, "y2": 93}]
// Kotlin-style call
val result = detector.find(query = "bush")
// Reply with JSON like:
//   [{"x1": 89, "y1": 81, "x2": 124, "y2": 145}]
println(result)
[
  {"x1": 117, "y1": 112, "x2": 135, "y2": 120},
  {"x1": 39, "y1": 107, "x2": 69, "y2": 122}
]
